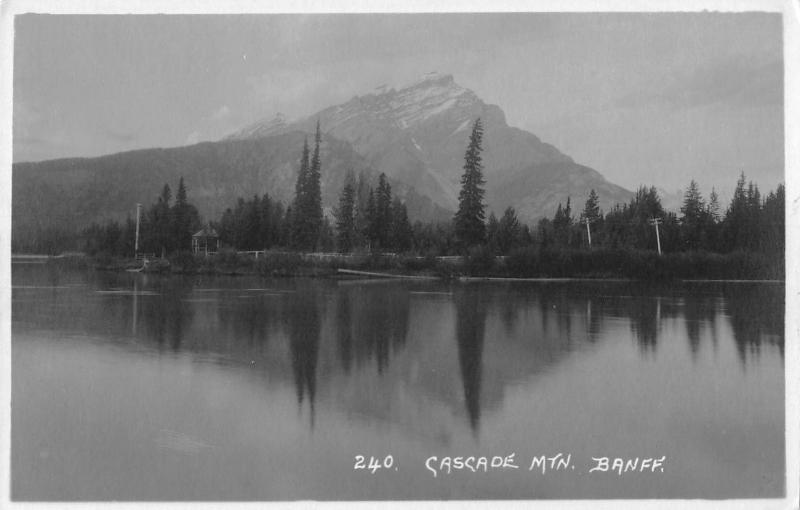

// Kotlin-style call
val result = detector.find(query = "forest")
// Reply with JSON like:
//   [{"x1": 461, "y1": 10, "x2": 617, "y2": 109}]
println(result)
[{"x1": 27, "y1": 119, "x2": 785, "y2": 280}]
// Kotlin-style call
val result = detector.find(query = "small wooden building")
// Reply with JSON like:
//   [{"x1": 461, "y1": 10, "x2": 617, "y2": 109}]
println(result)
[{"x1": 192, "y1": 227, "x2": 219, "y2": 255}]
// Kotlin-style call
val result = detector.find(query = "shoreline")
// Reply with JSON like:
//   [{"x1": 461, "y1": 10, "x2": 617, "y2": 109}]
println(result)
[{"x1": 11, "y1": 251, "x2": 785, "y2": 284}]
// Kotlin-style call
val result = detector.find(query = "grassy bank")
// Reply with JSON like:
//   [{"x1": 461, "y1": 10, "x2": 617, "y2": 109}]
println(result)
[{"x1": 63, "y1": 246, "x2": 783, "y2": 282}]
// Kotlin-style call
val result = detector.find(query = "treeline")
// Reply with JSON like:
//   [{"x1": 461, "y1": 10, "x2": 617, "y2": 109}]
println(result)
[
  {"x1": 29, "y1": 117, "x2": 785, "y2": 282},
  {"x1": 216, "y1": 122, "x2": 414, "y2": 255},
  {"x1": 533, "y1": 175, "x2": 784, "y2": 256},
  {"x1": 161, "y1": 119, "x2": 786, "y2": 279},
  {"x1": 79, "y1": 177, "x2": 201, "y2": 257}
]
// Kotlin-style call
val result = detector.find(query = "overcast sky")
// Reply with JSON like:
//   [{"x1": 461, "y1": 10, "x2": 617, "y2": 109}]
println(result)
[{"x1": 13, "y1": 12, "x2": 783, "y2": 196}]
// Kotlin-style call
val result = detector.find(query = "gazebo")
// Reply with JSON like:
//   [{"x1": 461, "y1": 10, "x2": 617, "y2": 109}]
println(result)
[{"x1": 192, "y1": 226, "x2": 219, "y2": 255}]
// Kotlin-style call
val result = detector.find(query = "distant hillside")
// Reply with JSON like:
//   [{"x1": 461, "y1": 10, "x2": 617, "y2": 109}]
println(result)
[{"x1": 12, "y1": 131, "x2": 449, "y2": 250}]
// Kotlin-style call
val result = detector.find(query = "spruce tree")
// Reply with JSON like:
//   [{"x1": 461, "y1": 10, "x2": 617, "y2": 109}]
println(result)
[
  {"x1": 707, "y1": 187, "x2": 721, "y2": 223},
  {"x1": 454, "y1": 118, "x2": 487, "y2": 249},
  {"x1": 375, "y1": 173, "x2": 392, "y2": 249},
  {"x1": 259, "y1": 193, "x2": 274, "y2": 249},
  {"x1": 390, "y1": 197, "x2": 413, "y2": 253},
  {"x1": 680, "y1": 179, "x2": 706, "y2": 250},
  {"x1": 552, "y1": 198, "x2": 573, "y2": 247},
  {"x1": 335, "y1": 175, "x2": 357, "y2": 253},
  {"x1": 292, "y1": 138, "x2": 311, "y2": 249},
  {"x1": 364, "y1": 188, "x2": 377, "y2": 249},
  {"x1": 156, "y1": 183, "x2": 173, "y2": 255},
  {"x1": 497, "y1": 206, "x2": 521, "y2": 255},
  {"x1": 171, "y1": 177, "x2": 200, "y2": 252},
  {"x1": 486, "y1": 212, "x2": 499, "y2": 253},
  {"x1": 581, "y1": 189, "x2": 601, "y2": 223},
  {"x1": 307, "y1": 120, "x2": 324, "y2": 246},
  {"x1": 291, "y1": 124, "x2": 323, "y2": 252},
  {"x1": 173, "y1": 177, "x2": 190, "y2": 250}
]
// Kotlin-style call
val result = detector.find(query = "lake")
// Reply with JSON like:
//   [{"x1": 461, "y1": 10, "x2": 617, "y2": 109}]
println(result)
[{"x1": 10, "y1": 264, "x2": 785, "y2": 500}]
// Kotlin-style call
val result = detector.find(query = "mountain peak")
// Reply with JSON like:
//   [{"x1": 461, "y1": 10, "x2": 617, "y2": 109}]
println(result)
[{"x1": 405, "y1": 71, "x2": 455, "y2": 88}]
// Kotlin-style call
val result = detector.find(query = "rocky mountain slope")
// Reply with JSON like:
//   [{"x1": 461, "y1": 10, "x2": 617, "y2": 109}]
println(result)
[
  {"x1": 229, "y1": 72, "x2": 633, "y2": 221},
  {"x1": 13, "y1": 72, "x2": 634, "y2": 249},
  {"x1": 12, "y1": 131, "x2": 448, "y2": 248}
]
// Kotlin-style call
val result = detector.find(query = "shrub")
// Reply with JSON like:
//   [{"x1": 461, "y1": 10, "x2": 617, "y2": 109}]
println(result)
[{"x1": 464, "y1": 245, "x2": 496, "y2": 276}]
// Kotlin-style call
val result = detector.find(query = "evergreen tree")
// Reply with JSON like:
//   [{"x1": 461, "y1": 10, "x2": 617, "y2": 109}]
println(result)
[
  {"x1": 707, "y1": 187, "x2": 721, "y2": 223},
  {"x1": 581, "y1": 189, "x2": 601, "y2": 223},
  {"x1": 335, "y1": 175, "x2": 357, "y2": 253},
  {"x1": 292, "y1": 126, "x2": 323, "y2": 251},
  {"x1": 259, "y1": 193, "x2": 275, "y2": 249},
  {"x1": 243, "y1": 195, "x2": 262, "y2": 250},
  {"x1": 282, "y1": 205, "x2": 294, "y2": 248},
  {"x1": 496, "y1": 206, "x2": 521, "y2": 255},
  {"x1": 580, "y1": 190, "x2": 602, "y2": 248},
  {"x1": 552, "y1": 197, "x2": 573, "y2": 246},
  {"x1": 292, "y1": 138, "x2": 311, "y2": 249},
  {"x1": 272, "y1": 201, "x2": 286, "y2": 247},
  {"x1": 679, "y1": 179, "x2": 706, "y2": 250},
  {"x1": 364, "y1": 188, "x2": 377, "y2": 249},
  {"x1": 453, "y1": 118, "x2": 487, "y2": 249},
  {"x1": 148, "y1": 183, "x2": 173, "y2": 255},
  {"x1": 307, "y1": 120, "x2": 324, "y2": 245},
  {"x1": 486, "y1": 212, "x2": 499, "y2": 254},
  {"x1": 375, "y1": 173, "x2": 393, "y2": 249},
  {"x1": 319, "y1": 217, "x2": 335, "y2": 252},
  {"x1": 761, "y1": 183, "x2": 784, "y2": 253},
  {"x1": 296, "y1": 138, "x2": 310, "y2": 205},
  {"x1": 722, "y1": 172, "x2": 765, "y2": 252},
  {"x1": 390, "y1": 197, "x2": 413, "y2": 253},
  {"x1": 218, "y1": 207, "x2": 236, "y2": 248},
  {"x1": 537, "y1": 217, "x2": 554, "y2": 249},
  {"x1": 630, "y1": 186, "x2": 666, "y2": 250},
  {"x1": 171, "y1": 177, "x2": 201, "y2": 252}
]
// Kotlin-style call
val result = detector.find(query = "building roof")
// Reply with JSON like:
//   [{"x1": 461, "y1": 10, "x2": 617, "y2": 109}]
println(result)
[{"x1": 192, "y1": 227, "x2": 219, "y2": 238}]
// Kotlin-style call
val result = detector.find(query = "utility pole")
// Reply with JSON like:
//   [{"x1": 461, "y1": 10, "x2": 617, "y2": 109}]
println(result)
[
  {"x1": 134, "y1": 203, "x2": 142, "y2": 259},
  {"x1": 584, "y1": 217, "x2": 593, "y2": 249},
  {"x1": 649, "y1": 217, "x2": 662, "y2": 255}
]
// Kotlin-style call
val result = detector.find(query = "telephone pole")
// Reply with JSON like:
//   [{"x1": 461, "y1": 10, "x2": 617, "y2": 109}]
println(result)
[
  {"x1": 649, "y1": 217, "x2": 662, "y2": 255},
  {"x1": 134, "y1": 203, "x2": 142, "y2": 258},
  {"x1": 584, "y1": 217, "x2": 593, "y2": 249}
]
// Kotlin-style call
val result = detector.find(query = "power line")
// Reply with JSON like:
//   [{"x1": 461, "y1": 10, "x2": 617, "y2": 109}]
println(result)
[{"x1": 649, "y1": 217, "x2": 663, "y2": 255}]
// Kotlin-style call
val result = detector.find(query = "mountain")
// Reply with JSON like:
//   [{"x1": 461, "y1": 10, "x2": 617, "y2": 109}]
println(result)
[
  {"x1": 11, "y1": 132, "x2": 448, "y2": 250},
  {"x1": 13, "y1": 72, "x2": 634, "y2": 250},
  {"x1": 228, "y1": 72, "x2": 633, "y2": 222}
]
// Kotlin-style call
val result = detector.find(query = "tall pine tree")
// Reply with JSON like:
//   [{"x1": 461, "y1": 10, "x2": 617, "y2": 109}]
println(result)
[
  {"x1": 307, "y1": 120, "x2": 324, "y2": 245},
  {"x1": 375, "y1": 173, "x2": 393, "y2": 250},
  {"x1": 292, "y1": 137, "x2": 311, "y2": 249},
  {"x1": 679, "y1": 179, "x2": 706, "y2": 250},
  {"x1": 390, "y1": 196, "x2": 413, "y2": 253},
  {"x1": 581, "y1": 189, "x2": 601, "y2": 223},
  {"x1": 335, "y1": 173, "x2": 357, "y2": 253},
  {"x1": 171, "y1": 176, "x2": 200, "y2": 252},
  {"x1": 453, "y1": 118, "x2": 486, "y2": 249},
  {"x1": 292, "y1": 123, "x2": 324, "y2": 251}
]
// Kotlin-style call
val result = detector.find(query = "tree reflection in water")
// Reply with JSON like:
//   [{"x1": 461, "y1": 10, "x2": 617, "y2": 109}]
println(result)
[
  {"x1": 285, "y1": 281, "x2": 322, "y2": 429},
  {"x1": 724, "y1": 283, "x2": 784, "y2": 366},
  {"x1": 337, "y1": 283, "x2": 410, "y2": 374},
  {"x1": 454, "y1": 285, "x2": 488, "y2": 435},
  {"x1": 138, "y1": 277, "x2": 194, "y2": 352}
]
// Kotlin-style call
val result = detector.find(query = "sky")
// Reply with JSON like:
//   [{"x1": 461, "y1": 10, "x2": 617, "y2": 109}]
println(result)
[{"x1": 12, "y1": 12, "x2": 784, "y2": 197}]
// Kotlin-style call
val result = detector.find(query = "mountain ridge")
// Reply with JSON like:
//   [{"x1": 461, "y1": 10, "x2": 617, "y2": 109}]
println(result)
[
  {"x1": 227, "y1": 72, "x2": 631, "y2": 221},
  {"x1": 12, "y1": 72, "x2": 635, "y2": 250}
]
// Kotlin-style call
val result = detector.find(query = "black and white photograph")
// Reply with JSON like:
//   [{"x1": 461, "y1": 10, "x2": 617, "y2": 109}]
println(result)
[{"x1": 1, "y1": 0, "x2": 798, "y2": 507}]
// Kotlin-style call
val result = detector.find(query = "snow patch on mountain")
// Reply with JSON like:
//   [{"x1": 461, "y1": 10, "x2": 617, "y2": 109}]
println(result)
[{"x1": 452, "y1": 118, "x2": 472, "y2": 136}]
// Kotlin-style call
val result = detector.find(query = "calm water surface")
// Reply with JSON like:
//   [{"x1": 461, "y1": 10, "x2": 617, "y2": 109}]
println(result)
[{"x1": 11, "y1": 264, "x2": 784, "y2": 500}]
